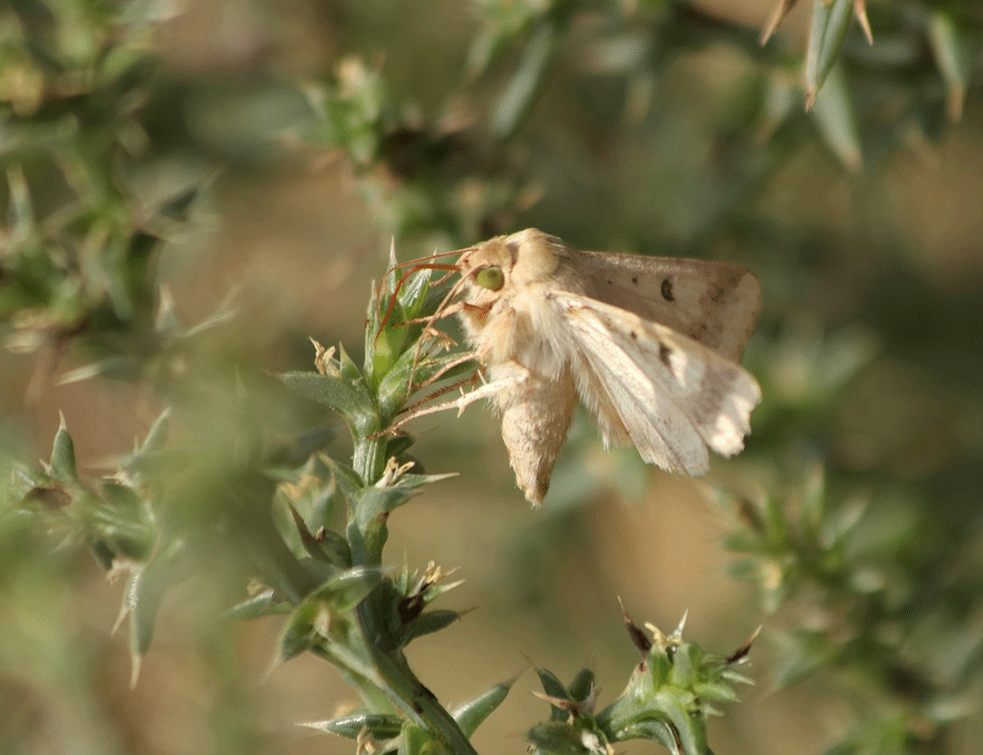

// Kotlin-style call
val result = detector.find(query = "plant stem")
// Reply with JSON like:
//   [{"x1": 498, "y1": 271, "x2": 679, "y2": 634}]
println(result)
[
  {"x1": 353, "y1": 436, "x2": 387, "y2": 494},
  {"x1": 349, "y1": 424, "x2": 477, "y2": 752}
]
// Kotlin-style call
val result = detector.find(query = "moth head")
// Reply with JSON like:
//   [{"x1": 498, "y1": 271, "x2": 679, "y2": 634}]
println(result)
[
  {"x1": 458, "y1": 238, "x2": 512, "y2": 300},
  {"x1": 459, "y1": 228, "x2": 566, "y2": 292}
]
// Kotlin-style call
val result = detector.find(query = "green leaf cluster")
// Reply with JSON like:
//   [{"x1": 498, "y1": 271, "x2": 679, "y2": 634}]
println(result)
[{"x1": 527, "y1": 616, "x2": 754, "y2": 755}]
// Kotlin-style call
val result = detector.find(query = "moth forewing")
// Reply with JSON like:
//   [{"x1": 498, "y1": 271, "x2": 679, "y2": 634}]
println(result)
[{"x1": 575, "y1": 251, "x2": 761, "y2": 361}]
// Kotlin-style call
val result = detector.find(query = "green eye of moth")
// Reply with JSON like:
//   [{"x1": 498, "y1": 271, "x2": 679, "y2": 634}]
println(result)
[{"x1": 475, "y1": 265, "x2": 504, "y2": 291}]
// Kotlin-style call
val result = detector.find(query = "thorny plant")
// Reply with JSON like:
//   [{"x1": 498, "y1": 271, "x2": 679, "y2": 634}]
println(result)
[
  {"x1": 4, "y1": 1, "x2": 983, "y2": 754},
  {"x1": 8, "y1": 242, "x2": 760, "y2": 755},
  {"x1": 278, "y1": 245, "x2": 761, "y2": 753}
]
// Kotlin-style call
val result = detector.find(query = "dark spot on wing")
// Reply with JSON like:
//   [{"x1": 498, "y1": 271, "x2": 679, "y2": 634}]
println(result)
[
  {"x1": 659, "y1": 342, "x2": 672, "y2": 368},
  {"x1": 711, "y1": 285, "x2": 725, "y2": 303},
  {"x1": 632, "y1": 276, "x2": 638, "y2": 284},
  {"x1": 607, "y1": 279, "x2": 613, "y2": 285},
  {"x1": 661, "y1": 278, "x2": 674, "y2": 301},
  {"x1": 630, "y1": 330, "x2": 638, "y2": 340}
]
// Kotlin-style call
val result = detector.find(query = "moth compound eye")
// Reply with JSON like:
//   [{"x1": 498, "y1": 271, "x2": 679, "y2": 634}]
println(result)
[{"x1": 475, "y1": 265, "x2": 504, "y2": 291}]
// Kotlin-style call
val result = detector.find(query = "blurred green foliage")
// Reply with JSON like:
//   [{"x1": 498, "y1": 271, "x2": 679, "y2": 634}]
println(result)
[{"x1": 3, "y1": 0, "x2": 983, "y2": 754}]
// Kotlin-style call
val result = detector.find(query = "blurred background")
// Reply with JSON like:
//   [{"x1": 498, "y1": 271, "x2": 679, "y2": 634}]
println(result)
[{"x1": 2, "y1": 0, "x2": 983, "y2": 753}]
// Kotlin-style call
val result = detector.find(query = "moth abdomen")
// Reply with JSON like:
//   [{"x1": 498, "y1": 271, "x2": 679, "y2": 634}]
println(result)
[{"x1": 497, "y1": 366, "x2": 578, "y2": 506}]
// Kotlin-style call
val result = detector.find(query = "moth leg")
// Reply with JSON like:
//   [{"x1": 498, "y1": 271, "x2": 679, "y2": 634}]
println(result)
[
  {"x1": 450, "y1": 365, "x2": 530, "y2": 417},
  {"x1": 400, "y1": 372, "x2": 482, "y2": 418},
  {"x1": 410, "y1": 351, "x2": 479, "y2": 392},
  {"x1": 406, "y1": 301, "x2": 470, "y2": 385},
  {"x1": 394, "y1": 301, "x2": 466, "y2": 329},
  {"x1": 376, "y1": 369, "x2": 528, "y2": 435},
  {"x1": 419, "y1": 326, "x2": 458, "y2": 351}
]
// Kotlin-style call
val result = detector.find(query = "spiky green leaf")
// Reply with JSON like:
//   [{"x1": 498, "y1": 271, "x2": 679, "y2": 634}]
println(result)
[
  {"x1": 804, "y1": 0, "x2": 853, "y2": 109},
  {"x1": 451, "y1": 676, "x2": 517, "y2": 738}
]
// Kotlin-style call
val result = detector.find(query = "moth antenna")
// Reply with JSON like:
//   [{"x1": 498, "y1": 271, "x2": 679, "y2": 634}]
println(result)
[
  {"x1": 408, "y1": 349, "x2": 476, "y2": 393},
  {"x1": 385, "y1": 302, "x2": 464, "y2": 332},
  {"x1": 431, "y1": 269, "x2": 457, "y2": 286},
  {"x1": 379, "y1": 244, "x2": 477, "y2": 297},
  {"x1": 373, "y1": 245, "x2": 472, "y2": 330},
  {"x1": 385, "y1": 247, "x2": 470, "y2": 274},
  {"x1": 373, "y1": 262, "x2": 458, "y2": 346},
  {"x1": 375, "y1": 241, "x2": 478, "y2": 348}
]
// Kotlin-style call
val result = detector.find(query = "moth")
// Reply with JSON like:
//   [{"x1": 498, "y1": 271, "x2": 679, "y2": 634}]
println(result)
[{"x1": 397, "y1": 228, "x2": 762, "y2": 506}]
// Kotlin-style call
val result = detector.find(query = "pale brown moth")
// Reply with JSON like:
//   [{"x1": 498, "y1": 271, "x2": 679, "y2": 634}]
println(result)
[{"x1": 394, "y1": 228, "x2": 762, "y2": 506}]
